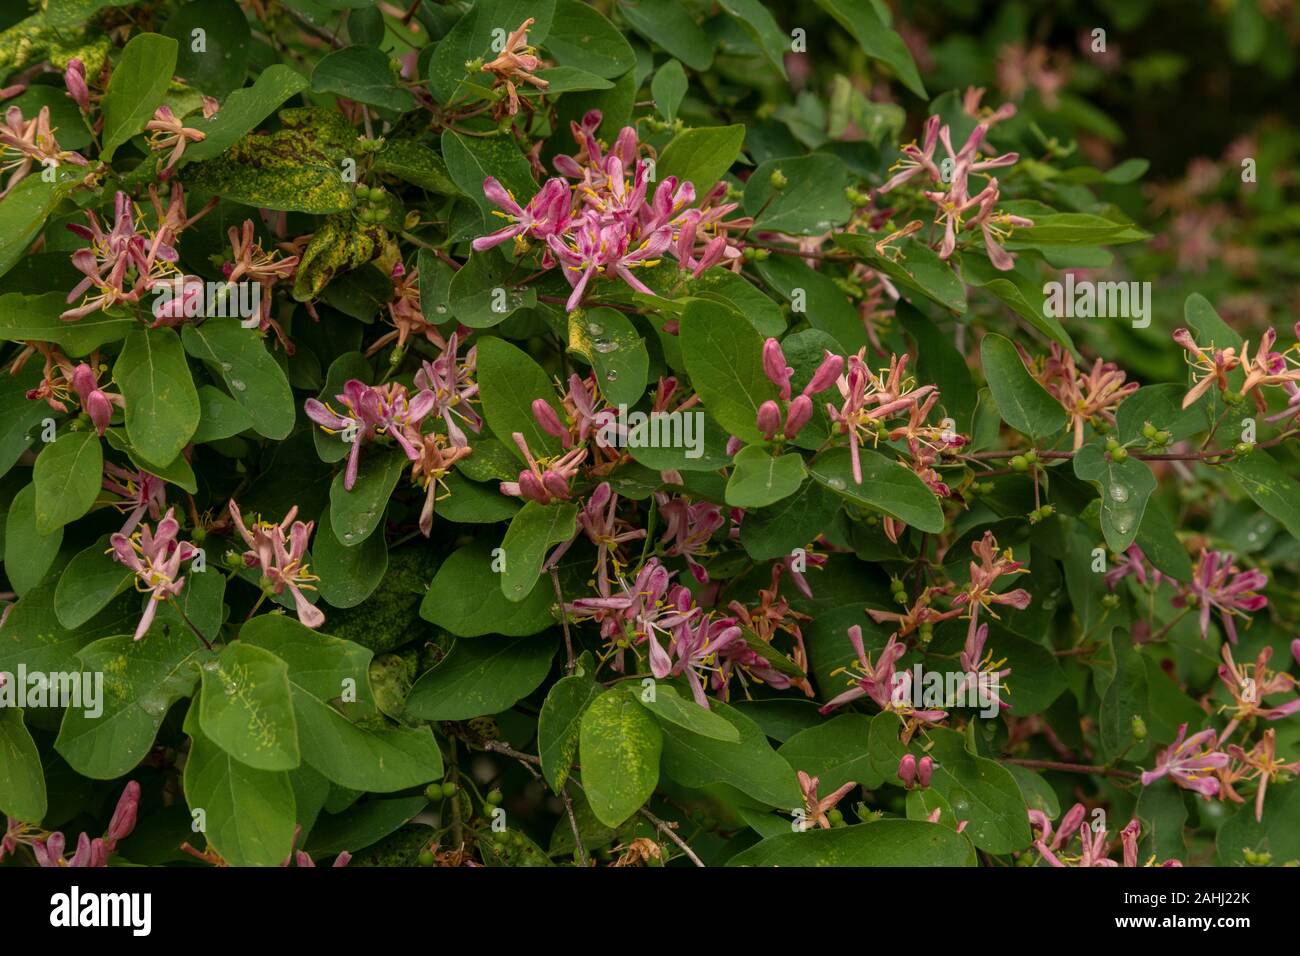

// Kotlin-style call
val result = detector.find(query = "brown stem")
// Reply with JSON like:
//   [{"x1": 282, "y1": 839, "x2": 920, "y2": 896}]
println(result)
[
  {"x1": 638, "y1": 807, "x2": 705, "y2": 867},
  {"x1": 1004, "y1": 758, "x2": 1139, "y2": 780}
]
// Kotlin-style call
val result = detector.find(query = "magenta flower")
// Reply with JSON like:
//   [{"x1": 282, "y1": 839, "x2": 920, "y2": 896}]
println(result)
[
  {"x1": 498, "y1": 432, "x2": 587, "y2": 505},
  {"x1": 102, "y1": 462, "x2": 166, "y2": 535},
  {"x1": 32, "y1": 781, "x2": 139, "y2": 868},
  {"x1": 472, "y1": 176, "x2": 571, "y2": 254},
  {"x1": 547, "y1": 211, "x2": 673, "y2": 312},
  {"x1": 228, "y1": 502, "x2": 324, "y2": 629},
  {"x1": 304, "y1": 380, "x2": 435, "y2": 490},
  {"x1": 110, "y1": 508, "x2": 197, "y2": 641},
  {"x1": 656, "y1": 492, "x2": 725, "y2": 583},
  {"x1": 758, "y1": 338, "x2": 843, "y2": 440},
  {"x1": 564, "y1": 559, "x2": 698, "y2": 673},
  {"x1": 650, "y1": 608, "x2": 743, "y2": 709},
  {"x1": 1140, "y1": 723, "x2": 1229, "y2": 798},
  {"x1": 545, "y1": 482, "x2": 645, "y2": 594},
  {"x1": 62, "y1": 191, "x2": 173, "y2": 321},
  {"x1": 413, "y1": 333, "x2": 482, "y2": 447},
  {"x1": 827, "y1": 351, "x2": 934, "y2": 484},
  {"x1": 1172, "y1": 549, "x2": 1267, "y2": 644},
  {"x1": 69, "y1": 361, "x2": 123, "y2": 435},
  {"x1": 878, "y1": 115, "x2": 943, "y2": 194},
  {"x1": 796, "y1": 771, "x2": 855, "y2": 830}
]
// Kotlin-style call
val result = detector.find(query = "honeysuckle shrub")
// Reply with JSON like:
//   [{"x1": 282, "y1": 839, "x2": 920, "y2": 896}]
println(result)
[{"x1": 0, "y1": 0, "x2": 1297, "y2": 870}]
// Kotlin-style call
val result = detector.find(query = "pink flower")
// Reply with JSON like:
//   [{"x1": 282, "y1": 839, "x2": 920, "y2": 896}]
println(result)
[
  {"x1": 472, "y1": 176, "x2": 571, "y2": 254},
  {"x1": 64, "y1": 59, "x2": 91, "y2": 114},
  {"x1": 1172, "y1": 549, "x2": 1267, "y2": 644},
  {"x1": 796, "y1": 771, "x2": 855, "y2": 830},
  {"x1": 144, "y1": 104, "x2": 205, "y2": 174},
  {"x1": 69, "y1": 361, "x2": 123, "y2": 435},
  {"x1": 1140, "y1": 723, "x2": 1229, "y2": 798},
  {"x1": 413, "y1": 333, "x2": 482, "y2": 447},
  {"x1": 228, "y1": 502, "x2": 324, "y2": 629},
  {"x1": 109, "y1": 509, "x2": 197, "y2": 640},
  {"x1": 656, "y1": 492, "x2": 725, "y2": 583},
  {"x1": 305, "y1": 380, "x2": 435, "y2": 490},
  {"x1": 499, "y1": 432, "x2": 587, "y2": 505},
  {"x1": 878, "y1": 115, "x2": 943, "y2": 193},
  {"x1": 0, "y1": 105, "x2": 88, "y2": 198},
  {"x1": 102, "y1": 462, "x2": 166, "y2": 535}
]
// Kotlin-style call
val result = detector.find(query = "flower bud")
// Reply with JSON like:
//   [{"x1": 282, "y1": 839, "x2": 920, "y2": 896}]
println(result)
[
  {"x1": 917, "y1": 755, "x2": 934, "y2": 788},
  {"x1": 756, "y1": 400, "x2": 782, "y2": 440},
  {"x1": 783, "y1": 395, "x2": 812, "y2": 439},
  {"x1": 897, "y1": 753, "x2": 917, "y2": 789},
  {"x1": 106, "y1": 781, "x2": 140, "y2": 849},
  {"x1": 803, "y1": 350, "x2": 845, "y2": 397},
  {"x1": 761, "y1": 338, "x2": 793, "y2": 401},
  {"x1": 532, "y1": 399, "x2": 571, "y2": 447}
]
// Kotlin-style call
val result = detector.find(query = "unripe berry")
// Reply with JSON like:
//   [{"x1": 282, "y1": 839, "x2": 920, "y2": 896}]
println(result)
[
  {"x1": 1009, "y1": 455, "x2": 1028, "y2": 472},
  {"x1": 1111, "y1": 446, "x2": 1129, "y2": 461}
]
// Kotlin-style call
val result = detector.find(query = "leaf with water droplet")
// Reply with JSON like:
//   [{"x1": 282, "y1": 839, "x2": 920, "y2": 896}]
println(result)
[
  {"x1": 1073, "y1": 442, "x2": 1156, "y2": 552},
  {"x1": 566, "y1": 307, "x2": 648, "y2": 406}
]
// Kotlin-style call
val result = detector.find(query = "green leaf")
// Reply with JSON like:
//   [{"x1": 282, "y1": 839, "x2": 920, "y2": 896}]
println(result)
[
  {"x1": 427, "y1": 0, "x2": 556, "y2": 103},
  {"x1": 897, "y1": 304, "x2": 977, "y2": 432},
  {"x1": 754, "y1": 255, "x2": 865, "y2": 352},
  {"x1": 1216, "y1": 779, "x2": 1300, "y2": 866},
  {"x1": 373, "y1": 138, "x2": 460, "y2": 195},
  {"x1": 1073, "y1": 443, "x2": 1157, "y2": 552},
  {"x1": 1183, "y1": 292, "x2": 1243, "y2": 351},
  {"x1": 0, "y1": 580, "x2": 139, "y2": 679},
  {"x1": 313, "y1": 45, "x2": 415, "y2": 112},
  {"x1": 115, "y1": 326, "x2": 201, "y2": 468},
  {"x1": 659, "y1": 699, "x2": 800, "y2": 807},
  {"x1": 717, "y1": 0, "x2": 790, "y2": 77},
  {"x1": 240, "y1": 616, "x2": 444, "y2": 792},
  {"x1": 744, "y1": 155, "x2": 852, "y2": 235},
  {"x1": 0, "y1": 293, "x2": 134, "y2": 354},
  {"x1": 1099, "y1": 633, "x2": 1150, "y2": 761},
  {"x1": 3, "y1": 483, "x2": 63, "y2": 596},
  {"x1": 618, "y1": 0, "x2": 713, "y2": 71},
  {"x1": 650, "y1": 60, "x2": 687, "y2": 122},
  {"x1": 447, "y1": 252, "x2": 537, "y2": 328},
  {"x1": 579, "y1": 689, "x2": 662, "y2": 827},
  {"x1": 1135, "y1": 777, "x2": 1189, "y2": 864},
  {"x1": 181, "y1": 319, "x2": 295, "y2": 440},
  {"x1": 163, "y1": 0, "x2": 251, "y2": 98},
  {"x1": 0, "y1": 173, "x2": 86, "y2": 282},
  {"x1": 101, "y1": 33, "x2": 178, "y2": 160},
  {"x1": 441, "y1": 130, "x2": 536, "y2": 225},
  {"x1": 1115, "y1": 383, "x2": 1206, "y2": 445},
  {"x1": 1013, "y1": 213, "x2": 1149, "y2": 246},
  {"x1": 328, "y1": 446, "x2": 405, "y2": 547},
  {"x1": 642, "y1": 683, "x2": 740, "y2": 742},
  {"x1": 56, "y1": 624, "x2": 211, "y2": 779},
  {"x1": 33, "y1": 429, "x2": 101, "y2": 535},
  {"x1": 960, "y1": 255, "x2": 1073, "y2": 352},
  {"x1": 405, "y1": 635, "x2": 557, "y2": 721},
  {"x1": 184, "y1": 65, "x2": 310, "y2": 163},
  {"x1": 0, "y1": 364, "x2": 53, "y2": 477},
  {"x1": 656, "y1": 124, "x2": 746, "y2": 195},
  {"x1": 500, "y1": 501, "x2": 577, "y2": 601},
  {"x1": 807, "y1": 446, "x2": 945, "y2": 533},
  {"x1": 725, "y1": 445, "x2": 806, "y2": 508},
  {"x1": 778, "y1": 713, "x2": 883, "y2": 792},
  {"x1": 567, "y1": 307, "x2": 648, "y2": 406},
  {"x1": 679, "y1": 298, "x2": 776, "y2": 442},
  {"x1": 476, "y1": 336, "x2": 565, "y2": 459},
  {"x1": 980, "y1": 333, "x2": 1067, "y2": 438},
  {"x1": 686, "y1": 268, "x2": 786, "y2": 337},
  {"x1": 183, "y1": 696, "x2": 297, "y2": 867},
  {"x1": 538, "y1": 670, "x2": 602, "y2": 790},
  {"x1": 199, "y1": 641, "x2": 301, "y2": 771},
  {"x1": 728, "y1": 819, "x2": 975, "y2": 866},
  {"x1": 1133, "y1": 496, "x2": 1194, "y2": 582},
  {"x1": 0, "y1": 708, "x2": 46, "y2": 823},
  {"x1": 185, "y1": 151, "x2": 356, "y2": 215},
  {"x1": 740, "y1": 479, "x2": 841, "y2": 560},
  {"x1": 314, "y1": 505, "x2": 388, "y2": 608},
  {"x1": 812, "y1": 0, "x2": 926, "y2": 98},
  {"x1": 53, "y1": 534, "x2": 133, "y2": 630},
  {"x1": 420, "y1": 542, "x2": 555, "y2": 637},
  {"x1": 544, "y1": 0, "x2": 635, "y2": 79},
  {"x1": 1226, "y1": 451, "x2": 1300, "y2": 542},
  {"x1": 192, "y1": 384, "x2": 254, "y2": 443}
]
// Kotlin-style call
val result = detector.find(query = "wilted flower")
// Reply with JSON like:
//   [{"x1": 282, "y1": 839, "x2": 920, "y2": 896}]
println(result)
[
  {"x1": 0, "y1": 105, "x2": 88, "y2": 197},
  {"x1": 796, "y1": 771, "x2": 855, "y2": 830},
  {"x1": 1172, "y1": 549, "x2": 1267, "y2": 644},
  {"x1": 1140, "y1": 723, "x2": 1229, "y2": 798},
  {"x1": 102, "y1": 462, "x2": 166, "y2": 535},
  {"x1": 144, "y1": 105, "x2": 205, "y2": 174},
  {"x1": 481, "y1": 17, "x2": 549, "y2": 115}
]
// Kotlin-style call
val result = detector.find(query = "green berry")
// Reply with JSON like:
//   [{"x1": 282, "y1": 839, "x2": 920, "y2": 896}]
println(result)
[
  {"x1": 441, "y1": 781, "x2": 457, "y2": 798},
  {"x1": 1106, "y1": 437, "x2": 1120, "y2": 451},
  {"x1": 1111, "y1": 446, "x2": 1128, "y2": 461},
  {"x1": 828, "y1": 809, "x2": 844, "y2": 825},
  {"x1": 424, "y1": 783, "x2": 440, "y2": 801},
  {"x1": 1142, "y1": 422, "x2": 1158, "y2": 439},
  {"x1": 1009, "y1": 455, "x2": 1028, "y2": 472},
  {"x1": 417, "y1": 849, "x2": 435, "y2": 866},
  {"x1": 1024, "y1": 449, "x2": 1038, "y2": 465},
  {"x1": 769, "y1": 169, "x2": 788, "y2": 190},
  {"x1": 486, "y1": 789, "x2": 503, "y2": 806},
  {"x1": 1234, "y1": 442, "x2": 1255, "y2": 456},
  {"x1": 1131, "y1": 714, "x2": 1148, "y2": 741}
]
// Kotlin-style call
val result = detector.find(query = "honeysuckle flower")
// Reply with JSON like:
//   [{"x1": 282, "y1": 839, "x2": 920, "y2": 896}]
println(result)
[
  {"x1": 64, "y1": 58, "x2": 91, "y2": 114},
  {"x1": 1237, "y1": 327, "x2": 1300, "y2": 412},
  {"x1": 565, "y1": 559, "x2": 698, "y2": 673},
  {"x1": 1172, "y1": 327, "x2": 1242, "y2": 409},
  {"x1": 1224, "y1": 729, "x2": 1300, "y2": 823},
  {"x1": 1140, "y1": 723, "x2": 1229, "y2": 798},
  {"x1": 878, "y1": 114, "x2": 943, "y2": 194},
  {"x1": 936, "y1": 123, "x2": 1020, "y2": 204},
  {"x1": 950, "y1": 531, "x2": 1032, "y2": 642},
  {"x1": 1172, "y1": 549, "x2": 1267, "y2": 644},
  {"x1": 531, "y1": 372, "x2": 614, "y2": 451},
  {"x1": 1025, "y1": 342, "x2": 1140, "y2": 448},
  {"x1": 1217, "y1": 643, "x2": 1299, "y2": 724},
  {"x1": 110, "y1": 508, "x2": 197, "y2": 641},
  {"x1": 31, "y1": 781, "x2": 139, "y2": 868},
  {"x1": 651, "y1": 609, "x2": 743, "y2": 709},
  {"x1": 547, "y1": 211, "x2": 672, "y2": 311},
  {"x1": 224, "y1": 219, "x2": 299, "y2": 344},
  {"x1": 656, "y1": 492, "x2": 725, "y2": 584},
  {"x1": 367, "y1": 261, "x2": 449, "y2": 357},
  {"x1": 144, "y1": 105, "x2": 205, "y2": 174},
  {"x1": 228, "y1": 502, "x2": 324, "y2": 629},
  {"x1": 545, "y1": 482, "x2": 645, "y2": 592},
  {"x1": 821, "y1": 627, "x2": 946, "y2": 729},
  {"x1": 413, "y1": 333, "x2": 482, "y2": 447},
  {"x1": 866, "y1": 585, "x2": 960, "y2": 642},
  {"x1": 481, "y1": 17, "x2": 549, "y2": 115},
  {"x1": 796, "y1": 771, "x2": 855, "y2": 830},
  {"x1": 305, "y1": 380, "x2": 435, "y2": 490},
  {"x1": 150, "y1": 273, "x2": 206, "y2": 326},
  {"x1": 472, "y1": 176, "x2": 571, "y2": 254},
  {"x1": 758, "y1": 339, "x2": 846, "y2": 440},
  {"x1": 672, "y1": 209, "x2": 728, "y2": 277},
  {"x1": 410, "y1": 432, "x2": 474, "y2": 537},
  {"x1": 283, "y1": 825, "x2": 351, "y2": 868},
  {"x1": 898, "y1": 753, "x2": 917, "y2": 788},
  {"x1": 62, "y1": 191, "x2": 172, "y2": 320},
  {"x1": 827, "y1": 350, "x2": 935, "y2": 484},
  {"x1": 918, "y1": 754, "x2": 934, "y2": 788},
  {"x1": 1104, "y1": 543, "x2": 1160, "y2": 591},
  {"x1": 0, "y1": 105, "x2": 88, "y2": 197},
  {"x1": 102, "y1": 462, "x2": 166, "y2": 536},
  {"x1": 957, "y1": 622, "x2": 1012, "y2": 711},
  {"x1": 962, "y1": 86, "x2": 1017, "y2": 127},
  {"x1": 499, "y1": 431, "x2": 587, "y2": 504},
  {"x1": 69, "y1": 361, "x2": 122, "y2": 435}
]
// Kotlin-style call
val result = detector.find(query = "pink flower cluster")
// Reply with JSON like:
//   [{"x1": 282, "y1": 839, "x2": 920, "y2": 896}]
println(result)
[
  {"x1": 109, "y1": 508, "x2": 198, "y2": 641},
  {"x1": 474, "y1": 110, "x2": 746, "y2": 311}
]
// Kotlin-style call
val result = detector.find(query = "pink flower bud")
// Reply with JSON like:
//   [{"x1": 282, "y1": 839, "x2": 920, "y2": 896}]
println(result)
[
  {"x1": 106, "y1": 780, "x2": 140, "y2": 849},
  {"x1": 917, "y1": 755, "x2": 933, "y2": 788},
  {"x1": 783, "y1": 395, "x2": 812, "y2": 439},
  {"x1": 518, "y1": 470, "x2": 549, "y2": 503},
  {"x1": 532, "y1": 399, "x2": 570, "y2": 447},
  {"x1": 756, "y1": 400, "x2": 782, "y2": 439},
  {"x1": 803, "y1": 350, "x2": 844, "y2": 396},
  {"x1": 898, "y1": 753, "x2": 917, "y2": 788},
  {"x1": 541, "y1": 470, "x2": 571, "y2": 500},
  {"x1": 725, "y1": 435, "x2": 743, "y2": 456},
  {"x1": 64, "y1": 59, "x2": 90, "y2": 114},
  {"x1": 762, "y1": 338, "x2": 793, "y2": 400}
]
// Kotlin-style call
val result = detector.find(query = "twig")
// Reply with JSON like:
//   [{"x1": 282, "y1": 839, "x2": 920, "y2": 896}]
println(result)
[
  {"x1": 560, "y1": 784, "x2": 590, "y2": 867},
  {"x1": 638, "y1": 807, "x2": 705, "y2": 868},
  {"x1": 1004, "y1": 758, "x2": 1139, "y2": 780},
  {"x1": 551, "y1": 567, "x2": 576, "y2": 675}
]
